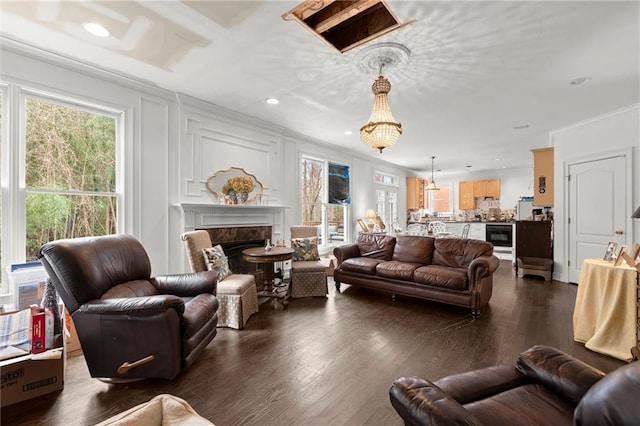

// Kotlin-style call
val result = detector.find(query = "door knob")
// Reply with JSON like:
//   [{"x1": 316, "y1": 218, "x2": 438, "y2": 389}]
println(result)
[{"x1": 615, "y1": 229, "x2": 623, "y2": 235}]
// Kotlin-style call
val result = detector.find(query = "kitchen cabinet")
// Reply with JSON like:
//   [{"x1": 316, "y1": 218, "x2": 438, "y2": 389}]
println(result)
[
  {"x1": 468, "y1": 223, "x2": 485, "y2": 241},
  {"x1": 443, "y1": 222, "x2": 484, "y2": 239},
  {"x1": 473, "y1": 179, "x2": 501, "y2": 198},
  {"x1": 515, "y1": 220, "x2": 552, "y2": 260},
  {"x1": 445, "y1": 222, "x2": 459, "y2": 235},
  {"x1": 473, "y1": 180, "x2": 487, "y2": 197},
  {"x1": 407, "y1": 177, "x2": 427, "y2": 210},
  {"x1": 531, "y1": 147, "x2": 553, "y2": 206},
  {"x1": 485, "y1": 179, "x2": 500, "y2": 197},
  {"x1": 459, "y1": 180, "x2": 475, "y2": 210}
]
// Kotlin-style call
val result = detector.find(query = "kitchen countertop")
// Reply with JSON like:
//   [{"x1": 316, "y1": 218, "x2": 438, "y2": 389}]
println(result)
[{"x1": 439, "y1": 220, "x2": 515, "y2": 224}]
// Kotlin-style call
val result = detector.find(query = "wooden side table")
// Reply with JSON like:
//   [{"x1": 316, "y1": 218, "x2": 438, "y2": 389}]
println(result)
[{"x1": 242, "y1": 247, "x2": 294, "y2": 309}]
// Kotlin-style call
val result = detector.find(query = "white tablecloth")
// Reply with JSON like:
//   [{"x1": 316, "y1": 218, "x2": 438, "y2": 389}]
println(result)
[{"x1": 573, "y1": 258, "x2": 637, "y2": 361}]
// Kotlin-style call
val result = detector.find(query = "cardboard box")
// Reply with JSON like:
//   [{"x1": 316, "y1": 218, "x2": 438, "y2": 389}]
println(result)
[
  {"x1": 63, "y1": 309, "x2": 82, "y2": 356},
  {"x1": 0, "y1": 345, "x2": 64, "y2": 407},
  {"x1": 0, "y1": 308, "x2": 65, "y2": 407}
]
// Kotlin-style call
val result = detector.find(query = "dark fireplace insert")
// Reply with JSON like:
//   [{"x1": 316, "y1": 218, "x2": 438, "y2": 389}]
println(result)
[{"x1": 197, "y1": 225, "x2": 272, "y2": 280}]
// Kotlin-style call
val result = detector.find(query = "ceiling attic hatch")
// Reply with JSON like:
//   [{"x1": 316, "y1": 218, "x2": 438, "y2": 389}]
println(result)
[{"x1": 282, "y1": 0, "x2": 415, "y2": 53}]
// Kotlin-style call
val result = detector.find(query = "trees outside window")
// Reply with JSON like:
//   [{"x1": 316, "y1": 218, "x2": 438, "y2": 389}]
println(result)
[
  {"x1": 24, "y1": 97, "x2": 117, "y2": 259},
  {"x1": 0, "y1": 89, "x2": 120, "y2": 295},
  {"x1": 301, "y1": 157, "x2": 349, "y2": 245}
]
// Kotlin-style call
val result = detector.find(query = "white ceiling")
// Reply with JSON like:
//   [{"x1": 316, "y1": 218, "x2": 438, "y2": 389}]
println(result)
[{"x1": 1, "y1": 1, "x2": 639, "y2": 175}]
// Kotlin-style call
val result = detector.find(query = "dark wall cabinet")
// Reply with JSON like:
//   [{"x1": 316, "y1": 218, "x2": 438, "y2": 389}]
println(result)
[{"x1": 516, "y1": 221, "x2": 553, "y2": 260}]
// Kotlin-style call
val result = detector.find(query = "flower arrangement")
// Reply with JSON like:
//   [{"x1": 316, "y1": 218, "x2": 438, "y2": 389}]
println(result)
[{"x1": 222, "y1": 176, "x2": 255, "y2": 194}]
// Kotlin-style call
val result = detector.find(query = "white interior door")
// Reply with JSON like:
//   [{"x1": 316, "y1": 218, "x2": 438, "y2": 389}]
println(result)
[{"x1": 568, "y1": 155, "x2": 627, "y2": 283}]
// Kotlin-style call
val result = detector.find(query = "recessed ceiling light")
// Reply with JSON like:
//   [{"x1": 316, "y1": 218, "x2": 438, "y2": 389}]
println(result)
[
  {"x1": 493, "y1": 158, "x2": 501, "y2": 161},
  {"x1": 513, "y1": 124, "x2": 529, "y2": 130},
  {"x1": 265, "y1": 97, "x2": 280, "y2": 105},
  {"x1": 570, "y1": 77, "x2": 591, "y2": 86},
  {"x1": 82, "y1": 22, "x2": 110, "y2": 38},
  {"x1": 343, "y1": 130, "x2": 353, "y2": 135},
  {"x1": 466, "y1": 165, "x2": 472, "y2": 168}
]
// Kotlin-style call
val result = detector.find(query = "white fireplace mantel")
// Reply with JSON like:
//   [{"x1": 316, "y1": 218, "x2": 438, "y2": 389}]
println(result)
[
  {"x1": 173, "y1": 203, "x2": 289, "y2": 237},
  {"x1": 173, "y1": 203, "x2": 290, "y2": 212}
]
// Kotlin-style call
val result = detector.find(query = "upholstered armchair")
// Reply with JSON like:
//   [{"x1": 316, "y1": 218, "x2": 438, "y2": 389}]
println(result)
[
  {"x1": 290, "y1": 226, "x2": 328, "y2": 298},
  {"x1": 390, "y1": 345, "x2": 640, "y2": 426},
  {"x1": 37, "y1": 234, "x2": 219, "y2": 381},
  {"x1": 181, "y1": 230, "x2": 258, "y2": 329}
]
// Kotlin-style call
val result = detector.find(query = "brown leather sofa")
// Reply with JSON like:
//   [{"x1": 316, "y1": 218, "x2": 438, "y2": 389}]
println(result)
[
  {"x1": 333, "y1": 234, "x2": 500, "y2": 317},
  {"x1": 389, "y1": 345, "x2": 640, "y2": 425},
  {"x1": 38, "y1": 234, "x2": 219, "y2": 380}
]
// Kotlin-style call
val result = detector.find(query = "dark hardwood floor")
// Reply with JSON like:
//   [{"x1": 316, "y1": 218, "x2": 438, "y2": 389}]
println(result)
[{"x1": 2, "y1": 260, "x2": 625, "y2": 425}]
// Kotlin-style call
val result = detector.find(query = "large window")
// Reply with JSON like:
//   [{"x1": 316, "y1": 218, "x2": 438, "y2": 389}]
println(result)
[
  {"x1": 430, "y1": 185, "x2": 451, "y2": 214},
  {"x1": 374, "y1": 171, "x2": 398, "y2": 231},
  {"x1": 301, "y1": 157, "x2": 349, "y2": 245},
  {"x1": 24, "y1": 97, "x2": 117, "y2": 259},
  {"x1": 0, "y1": 88, "x2": 120, "y2": 297}
]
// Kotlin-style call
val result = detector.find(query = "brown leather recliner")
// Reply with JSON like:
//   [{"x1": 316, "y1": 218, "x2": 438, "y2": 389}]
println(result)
[
  {"x1": 37, "y1": 234, "x2": 219, "y2": 380},
  {"x1": 390, "y1": 345, "x2": 640, "y2": 425}
]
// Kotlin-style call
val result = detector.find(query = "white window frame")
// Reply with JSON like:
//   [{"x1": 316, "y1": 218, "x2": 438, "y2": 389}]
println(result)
[
  {"x1": 300, "y1": 155, "x2": 350, "y2": 247},
  {"x1": 0, "y1": 83, "x2": 124, "y2": 302},
  {"x1": 374, "y1": 171, "x2": 399, "y2": 232},
  {"x1": 428, "y1": 184, "x2": 453, "y2": 216}
]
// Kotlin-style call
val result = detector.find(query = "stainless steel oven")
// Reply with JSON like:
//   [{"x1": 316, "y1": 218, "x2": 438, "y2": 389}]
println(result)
[{"x1": 485, "y1": 223, "x2": 513, "y2": 247}]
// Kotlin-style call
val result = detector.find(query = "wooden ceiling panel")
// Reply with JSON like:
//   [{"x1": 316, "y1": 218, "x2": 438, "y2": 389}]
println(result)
[{"x1": 283, "y1": 0, "x2": 414, "y2": 53}]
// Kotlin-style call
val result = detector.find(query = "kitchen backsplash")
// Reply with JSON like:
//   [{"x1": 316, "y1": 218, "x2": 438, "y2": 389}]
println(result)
[{"x1": 454, "y1": 199, "x2": 516, "y2": 222}]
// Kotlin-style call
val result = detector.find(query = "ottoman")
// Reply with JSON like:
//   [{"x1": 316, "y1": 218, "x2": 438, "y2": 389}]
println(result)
[
  {"x1": 217, "y1": 274, "x2": 259, "y2": 329},
  {"x1": 517, "y1": 256, "x2": 553, "y2": 281},
  {"x1": 290, "y1": 261, "x2": 328, "y2": 298}
]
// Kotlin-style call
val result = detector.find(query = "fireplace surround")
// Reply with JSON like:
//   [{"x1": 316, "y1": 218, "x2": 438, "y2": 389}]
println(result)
[
  {"x1": 174, "y1": 203, "x2": 287, "y2": 277},
  {"x1": 199, "y1": 226, "x2": 271, "y2": 275}
]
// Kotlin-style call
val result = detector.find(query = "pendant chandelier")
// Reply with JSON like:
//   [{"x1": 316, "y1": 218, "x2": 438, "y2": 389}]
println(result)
[
  {"x1": 425, "y1": 156, "x2": 440, "y2": 191},
  {"x1": 360, "y1": 63, "x2": 402, "y2": 153}
]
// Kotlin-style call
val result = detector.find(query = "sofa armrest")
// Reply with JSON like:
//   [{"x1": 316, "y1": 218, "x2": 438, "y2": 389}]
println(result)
[
  {"x1": 434, "y1": 365, "x2": 528, "y2": 405},
  {"x1": 516, "y1": 345, "x2": 605, "y2": 404},
  {"x1": 467, "y1": 255, "x2": 500, "y2": 288},
  {"x1": 390, "y1": 376, "x2": 482, "y2": 426},
  {"x1": 152, "y1": 271, "x2": 218, "y2": 296},
  {"x1": 78, "y1": 295, "x2": 186, "y2": 316},
  {"x1": 333, "y1": 243, "x2": 360, "y2": 267}
]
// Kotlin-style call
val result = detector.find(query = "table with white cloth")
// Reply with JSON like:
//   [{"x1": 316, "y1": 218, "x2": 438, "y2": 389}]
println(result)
[{"x1": 573, "y1": 258, "x2": 637, "y2": 361}]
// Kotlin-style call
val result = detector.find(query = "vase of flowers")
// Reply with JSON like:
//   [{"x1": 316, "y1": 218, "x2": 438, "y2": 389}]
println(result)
[{"x1": 222, "y1": 176, "x2": 255, "y2": 204}]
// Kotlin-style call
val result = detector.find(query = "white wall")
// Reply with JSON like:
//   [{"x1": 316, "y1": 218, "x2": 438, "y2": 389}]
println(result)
[
  {"x1": 5, "y1": 44, "x2": 636, "y2": 284},
  {"x1": 1, "y1": 44, "x2": 411, "y2": 279},
  {"x1": 551, "y1": 105, "x2": 640, "y2": 282},
  {"x1": 1, "y1": 44, "x2": 176, "y2": 277}
]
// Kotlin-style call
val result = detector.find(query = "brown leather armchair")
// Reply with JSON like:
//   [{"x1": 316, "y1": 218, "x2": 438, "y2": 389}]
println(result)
[
  {"x1": 390, "y1": 345, "x2": 640, "y2": 425},
  {"x1": 37, "y1": 234, "x2": 219, "y2": 381}
]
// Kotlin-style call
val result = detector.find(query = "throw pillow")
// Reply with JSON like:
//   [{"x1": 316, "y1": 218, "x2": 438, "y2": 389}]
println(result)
[
  {"x1": 291, "y1": 237, "x2": 320, "y2": 261},
  {"x1": 202, "y1": 245, "x2": 231, "y2": 281}
]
